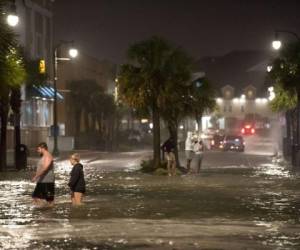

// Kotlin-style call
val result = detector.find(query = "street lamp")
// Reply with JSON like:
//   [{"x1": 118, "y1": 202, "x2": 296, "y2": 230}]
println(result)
[
  {"x1": 6, "y1": 0, "x2": 19, "y2": 27},
  {"x1": 69, "y1": 48, "x2": 78, "y2": 58},
  {"x1": 272, "y1": 30, "x2": 300, "y2": 50},
  {"x1": 7, "y1": 14, "x2": 19, "y2": 27},
  {"x1": 52, "y1": 42, "x2": 78, "y2": 156}
]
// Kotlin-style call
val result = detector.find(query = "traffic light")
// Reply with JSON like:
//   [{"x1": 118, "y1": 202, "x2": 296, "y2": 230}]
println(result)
[{"x1": 39, "y1": 59, "x2": 46, "y2": 74}]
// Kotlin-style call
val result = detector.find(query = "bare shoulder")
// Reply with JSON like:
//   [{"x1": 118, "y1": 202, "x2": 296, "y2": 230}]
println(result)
[{"x1": 43, "y1": 152, "x2": 54, "y2": 163}]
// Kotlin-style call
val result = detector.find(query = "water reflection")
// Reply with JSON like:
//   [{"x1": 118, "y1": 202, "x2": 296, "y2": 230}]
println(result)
[{"x1": 0, "y1": 156, "x2": 300, "y2": 249}]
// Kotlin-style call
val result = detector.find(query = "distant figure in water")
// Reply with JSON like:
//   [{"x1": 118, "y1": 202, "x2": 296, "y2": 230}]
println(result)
[
  {"x1": 185, "y1": 131, "x2": 194, "y2": 173},
  {"x1": 161, "y1": 137, "x2": 176, "y2": 176},
  {"x1": 193, "y1": 139, "x2": 204, "y2": 174},
  {"x1": 32, "y1": 142, "x2": 55, "y2": 207},
  {"x1": 68, "y1": 153, "x2": 86, "y2": 205}
]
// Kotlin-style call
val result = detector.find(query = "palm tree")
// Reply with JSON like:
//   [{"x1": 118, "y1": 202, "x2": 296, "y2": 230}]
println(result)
[
  {"x1": 269, "y1": 84, "x2": 297, "y2": 159},
  {"x1": 159, "y1": 47, "x2": 193, "y2": 166},
  {"x1": 188, "y1": 78, "x2": 216, "y2": 132},
  {"x1": 68, "y1": 80, "x2": 99, "y2": 134},
  {"x1": 0, "y1": 45, "x2": 26, "y2": 170},
  {"x1": 270, "y1": 40, "x2": 300, "y2": 165},
  {"x1": 118, "y1": 37, "x2": 200, "y2": 168},
  {"x1": 119, "y1": 37, "x2": 181, "y2": 168}
]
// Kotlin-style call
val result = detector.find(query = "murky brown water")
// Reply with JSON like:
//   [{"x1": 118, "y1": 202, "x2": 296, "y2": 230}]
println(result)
[{"x1": 1, "y1": 152, "x2": 300, "y2": 249}]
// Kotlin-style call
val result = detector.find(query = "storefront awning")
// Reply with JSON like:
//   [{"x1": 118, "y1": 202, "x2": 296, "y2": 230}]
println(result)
[{"x1": 27, "y1": 85, "x2": 64, "y2": 100}]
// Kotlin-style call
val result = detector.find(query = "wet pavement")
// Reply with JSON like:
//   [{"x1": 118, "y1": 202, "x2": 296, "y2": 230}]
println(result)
[{"x1": 1, "y1": 150, "x2": 300, "y2": 249}]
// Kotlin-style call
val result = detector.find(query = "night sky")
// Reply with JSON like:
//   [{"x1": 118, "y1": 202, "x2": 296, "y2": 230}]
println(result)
[{"x1": 54, "y1": 0, "x2": 300, "y2": 63}]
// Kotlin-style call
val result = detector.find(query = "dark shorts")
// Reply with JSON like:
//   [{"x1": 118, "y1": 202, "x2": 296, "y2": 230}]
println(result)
[{"x1": 32, "y1": 182, "x2": 55, "y2": 202}]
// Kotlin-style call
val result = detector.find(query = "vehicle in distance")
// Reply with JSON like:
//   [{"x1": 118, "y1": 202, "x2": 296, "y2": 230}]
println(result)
[
  {"x1": 241, "y1": 124, "x2": 255, "y2": 135},
  {"x1": 221, "y1": 135, "x2": 245, "y2": 152},
  {"x1": 210, "y1": 134, "x2": 225, "y2": 150}
]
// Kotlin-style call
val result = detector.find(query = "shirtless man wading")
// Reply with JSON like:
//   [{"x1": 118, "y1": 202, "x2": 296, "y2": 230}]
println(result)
[{"x1": 32, "y1": 142, "x2": 55, "y2": 206}]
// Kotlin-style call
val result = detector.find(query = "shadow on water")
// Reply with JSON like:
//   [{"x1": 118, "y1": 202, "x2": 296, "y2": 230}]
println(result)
[{"x1": 1, "y1": 156, "x2": 300, "y2": 249}]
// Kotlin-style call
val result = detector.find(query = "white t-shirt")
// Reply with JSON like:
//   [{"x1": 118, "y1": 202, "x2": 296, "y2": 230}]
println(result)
[{"x1": 185, "y1": 137, "x2": 193, "y2": 151}]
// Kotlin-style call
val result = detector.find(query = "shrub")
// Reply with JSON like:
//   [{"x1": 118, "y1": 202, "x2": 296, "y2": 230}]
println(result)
[{"x1": 154, "y1": 168, "x2": 168, "y2": 175}]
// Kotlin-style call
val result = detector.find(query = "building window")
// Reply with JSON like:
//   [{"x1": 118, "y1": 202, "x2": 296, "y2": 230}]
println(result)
[
  {"x1": 223, "y1": 106, "x2": 227, "y2": 112},
  {"x1": 229, "y1": 105, "x2": 232, "y2": 112},
  {"x1": 225, "y1": 90, "x2": 231, "y2": 99},
  {"x1": 241, "y1": 105, "x2": 244, "y2": 112}
]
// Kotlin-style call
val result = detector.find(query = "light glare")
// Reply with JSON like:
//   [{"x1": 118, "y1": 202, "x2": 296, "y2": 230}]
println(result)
[
  {"x1": 69, "y1": 48, "x2": 78, "y2": 58},
  {"x1": 7, "y1": 14, "x2": 19, "y2": 27},
  {"x1": 272, "y1": 40, "x2": 282, "y2": 50}
]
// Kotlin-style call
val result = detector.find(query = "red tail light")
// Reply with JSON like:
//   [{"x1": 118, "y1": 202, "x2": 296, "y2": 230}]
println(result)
[
  {"x1": 251, "y1": 128, "x2": 255, "y2": 134},
  {"x1": 241, "y1": 128, "x2": 245, "y2": 134}
]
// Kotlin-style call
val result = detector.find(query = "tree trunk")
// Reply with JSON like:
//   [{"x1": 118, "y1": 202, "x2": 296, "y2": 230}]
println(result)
[
  {"x1": 114, "y1": 112, "x2": 120, "y2": 151},
  {"x1": 152, "y1": 103, "x2": 161, "y2": 168},
  {"x1": 0, "y1": 102, "x2": 9, "y2": 171},
  {"x1": 97, "y1": 117, "x2": 102, "y2": 136},
  {"x1": 285, "y1": 110, "x2": 292, "y2": 158},
  {"x1": 84, "y1": 111, "x2": 89, "y2": 133},
  {"x1": 74, "y1": 109, "x2": 81, "y2": 135},
  {"x1": 168, "y1": 121, "x2": 180, "y2": 168},
  {"x1": 294, "y1": 91, "x2": 300, "y2": 167},
  {"x1": 297, "y1": 91, "x2": 300, "y2": 146},
  {"x1": 10, "y1": 88, "x2": 22, "y2": 170},
  {"x1": 195, "y1": 111, "x2": 203, "y2": 133},
  {"x1": 91, "y1": 114, "x2": 96, "y2": 133}
]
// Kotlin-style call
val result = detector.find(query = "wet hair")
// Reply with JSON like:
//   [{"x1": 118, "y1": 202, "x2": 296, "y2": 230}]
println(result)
[
  {"x1": 37, "y1": 142, "x2": 48, "y2": 150},
  {"x1": 71, "y1": 153, "x2": 80, "y2": 163}
]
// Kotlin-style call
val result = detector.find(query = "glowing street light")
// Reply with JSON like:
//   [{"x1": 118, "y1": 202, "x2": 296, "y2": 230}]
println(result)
[
  {"x1": 68, "y1": 48, "x2": 78, "y2": 58},
  {"x1": 7, "y1": 14, "x2": 19, "y2": 27},
  {"x1": 272, "y1": 40, "x2": 282, "y2": 50},
  {"x1": 272, "y1": 30, "x2": 300, "y2": 50},
  {"x1": 6, "y1": 1, "x2": 19, "y2": 27},
  {"x1": 267, "y1": 65, "x2": 273, "y2": 72}
]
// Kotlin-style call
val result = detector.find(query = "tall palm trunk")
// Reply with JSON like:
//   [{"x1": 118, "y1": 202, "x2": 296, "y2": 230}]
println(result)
[
  {"x1": 10, "y1": 88, "x2": 22, "y2": 170},
  {"x1": 195, "y1": 110, "x2": 204, "y2": 133},
  {"x1": 0, "y1": 99, "x2": 9, "y2": 171},
  {"x1": 294, "y1": 91, "x2": 300, "y2": 167},
  {"x1": 84, "y1": 111, "x2": 90, "y2": 133},
  {"x1": 285, "y1": 110, "x2": 292, "y2": 158},
  {"x1": 74, "y1": 109, "x2": 81, "y2": 135},
  {"x1": 152, "y1": 103, "x2": 161, "y2": 168},
  {"x1": 168, "y1": 121, "x2": 180, "y2": 168}
]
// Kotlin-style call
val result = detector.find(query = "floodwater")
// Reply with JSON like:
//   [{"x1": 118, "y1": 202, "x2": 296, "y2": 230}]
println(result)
[{"x1": 1, "y1": 151, "x2": 300, "y2": 249}]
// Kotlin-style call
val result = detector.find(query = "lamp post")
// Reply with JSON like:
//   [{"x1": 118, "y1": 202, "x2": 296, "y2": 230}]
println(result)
[
  {"x1": 52, "y1": 42, "x2": 78, "y2": 156},
  {"x1": 272, "y1": 30, "x2": 300, "y2": 50}
]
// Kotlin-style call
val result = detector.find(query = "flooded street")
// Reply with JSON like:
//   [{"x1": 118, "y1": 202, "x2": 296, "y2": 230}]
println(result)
[{"x1": 1, "y1": 150, "x2": 300, "y2": 249}]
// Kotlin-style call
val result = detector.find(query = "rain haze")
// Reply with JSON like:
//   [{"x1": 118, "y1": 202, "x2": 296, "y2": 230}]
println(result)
[
  {"x1": 54, "y1": 0, "x2": 300, "y2": 62},
  {"x1": 1, "y1": 0, "x2": 300, "y2": 249}
]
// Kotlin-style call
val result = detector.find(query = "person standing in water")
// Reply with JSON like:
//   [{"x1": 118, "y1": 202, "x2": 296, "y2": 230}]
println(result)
[
  {"x1": 32, "y1": 142, "x2": 55, "y2": 206},
  {"x1": 193, "y1": 139, "x2": 204, "y2": 174},
  {"x1": 68, "y1": 153, "x2": 86, "y2": 205},
  {"x1": 161, "y1": 137, "x2": 176, "y2": 176},
  {"x1": 185, "y1": 131, "x2": 194, "y2": 173}
]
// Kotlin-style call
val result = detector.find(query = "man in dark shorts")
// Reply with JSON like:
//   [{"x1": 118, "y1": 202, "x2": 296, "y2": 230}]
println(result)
[
  {"x1": 32, "y1": 142, "x2": 55, "y2": 206},
  {"x1": 161, "y1": 137, "x2": 176, "y2": 176}
]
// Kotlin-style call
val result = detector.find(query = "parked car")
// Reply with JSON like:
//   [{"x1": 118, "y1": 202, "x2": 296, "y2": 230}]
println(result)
[
  {"x1": 210, "y1": 134, "x2": 225, "y2": 150},
  {"x1": 222, "y1": 135, "x2": 245, "y2": 152}
]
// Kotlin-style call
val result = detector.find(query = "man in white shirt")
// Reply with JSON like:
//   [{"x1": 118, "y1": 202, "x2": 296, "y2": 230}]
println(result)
[{"x1": 185, "y1": 132, "x2": 194, "y2": 172}]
